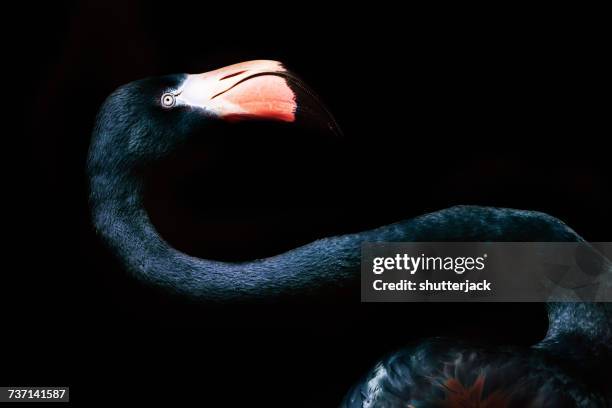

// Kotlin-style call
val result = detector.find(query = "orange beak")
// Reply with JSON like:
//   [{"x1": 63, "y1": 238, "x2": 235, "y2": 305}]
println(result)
[{"x1": 175, "y1": 60, "x2": 297, "y2": 122}]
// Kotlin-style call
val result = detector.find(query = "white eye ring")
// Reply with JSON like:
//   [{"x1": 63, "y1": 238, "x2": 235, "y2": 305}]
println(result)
[{"x1": 161, "y1": 93, "x2": 176, "y2": 108}]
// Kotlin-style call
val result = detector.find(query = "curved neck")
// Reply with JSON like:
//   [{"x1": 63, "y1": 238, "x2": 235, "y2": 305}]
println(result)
[
  {"x1": 90, "y1": 177, "x2": 612, "y2": 375},
  {"x1": 89, "y1": 169, "x2": 612, "y2": 372}
]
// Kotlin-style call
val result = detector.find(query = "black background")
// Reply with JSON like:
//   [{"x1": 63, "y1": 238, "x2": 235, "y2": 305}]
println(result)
[{"x1": 6, "y1": 1, "x2": 610, "y2": 406}]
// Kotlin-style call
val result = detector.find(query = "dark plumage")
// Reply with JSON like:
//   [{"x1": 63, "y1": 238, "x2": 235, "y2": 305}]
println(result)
[
  {"x1": 87, "y1": 63, "x2": 611, "y2": 406},
  {"x1": 340, "y1": 258, "x2": 612, "y2": 406},
  {"x1": 341, "y1": 331, "x2": 610, "y2": 407}
]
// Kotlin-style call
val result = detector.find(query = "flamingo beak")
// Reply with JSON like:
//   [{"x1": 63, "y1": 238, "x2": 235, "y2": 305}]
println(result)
[{"x1": 174, "y1": 60, "x2": 297, "y2": 123}]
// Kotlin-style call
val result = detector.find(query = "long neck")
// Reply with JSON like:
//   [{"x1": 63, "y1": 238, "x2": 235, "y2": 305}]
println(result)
[
  {"x1": 89, "y1": 164, "x2": 597, "y2": 304},
  {"x1": 90, "y1": 166, "x2": 612, "y2": 370},
  {"x1": 86, "y1": 109, "x2": 611, "y2": 306}
]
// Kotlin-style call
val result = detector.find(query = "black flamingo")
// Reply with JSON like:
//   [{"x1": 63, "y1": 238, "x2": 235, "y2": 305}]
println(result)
[{"x1": 88, "y1": 60, "x2": 611, "y2": 406}]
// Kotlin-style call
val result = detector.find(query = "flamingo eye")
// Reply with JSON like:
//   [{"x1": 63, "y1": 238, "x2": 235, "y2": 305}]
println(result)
[{"x1": 161, "y1": 93, "x2": 176, "y2": 108}]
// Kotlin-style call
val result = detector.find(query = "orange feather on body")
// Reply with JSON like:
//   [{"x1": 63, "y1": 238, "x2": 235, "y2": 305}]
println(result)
[{"x1": 436, "y1": 374, "x2": 510, "y2": 408}]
